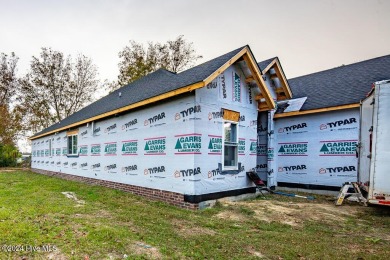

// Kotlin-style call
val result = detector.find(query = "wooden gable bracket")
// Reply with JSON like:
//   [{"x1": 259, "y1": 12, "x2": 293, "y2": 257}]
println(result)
[
  {"x1": 245, "y1": 76, "x2": 255, "y2": 83},
  {"x1": 241, "y1": 52, "x2": 275, "y2": 111},
  {"x1": 273, "y1": 62, "x2": 292, "y2": 100},
  {"x1": 254, "y1": 94, "x2": 264, "y2": 101},
  {"x1": 261, "y1": 58, "x2": 293, "y2": 101}
]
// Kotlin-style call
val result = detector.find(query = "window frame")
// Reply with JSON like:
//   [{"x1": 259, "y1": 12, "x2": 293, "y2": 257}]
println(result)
[
  {"x1": 222, "y1": 120, "x2": 239, "y2": 170},
  {"x1": 67, "y1": 134, "x2": 78, "y2": 156}
]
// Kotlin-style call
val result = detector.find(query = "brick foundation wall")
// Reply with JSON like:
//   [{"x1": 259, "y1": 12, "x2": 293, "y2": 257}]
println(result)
[{"x1": 31, "y1": 168, "x2": 199, "y2": 210}]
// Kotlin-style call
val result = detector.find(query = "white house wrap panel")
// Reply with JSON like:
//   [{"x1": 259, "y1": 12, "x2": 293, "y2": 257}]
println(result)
[{"x1": 274, "y1": 109, "x2": 360, "y2": 188}]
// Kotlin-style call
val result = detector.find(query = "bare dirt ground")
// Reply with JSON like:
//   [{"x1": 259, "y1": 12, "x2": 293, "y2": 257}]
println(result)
[{"x1": 218, "y1": 198, "x2": 364, "y2": 227}]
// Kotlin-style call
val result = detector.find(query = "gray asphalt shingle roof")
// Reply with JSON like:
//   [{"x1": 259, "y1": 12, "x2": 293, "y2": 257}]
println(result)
[
  {"x1": 33, "y1": 46, "x2": 247, "y2": 137},
  {"x1": 257, "y1": 57, "x2": 276, "y2": 71},
  {"x1": 288, "y1": 54, "x2": 390, "y2": 111}
]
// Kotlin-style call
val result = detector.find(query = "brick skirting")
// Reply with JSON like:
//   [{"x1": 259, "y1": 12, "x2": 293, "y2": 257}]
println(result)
[{"x1": 31, "y1": 168, "x2": 199, "y2": 210}]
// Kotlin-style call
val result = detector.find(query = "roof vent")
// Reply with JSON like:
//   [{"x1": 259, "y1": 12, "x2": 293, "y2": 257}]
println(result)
[{"x1": 119, "y1": 92, "x2": 122, "y2": 97}]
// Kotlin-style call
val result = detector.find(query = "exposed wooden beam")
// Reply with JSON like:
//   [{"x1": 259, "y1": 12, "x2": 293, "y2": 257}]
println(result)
[
  {"x1": 245, "y1": 76, "x2": 254, "y2": 83},
  {"x1": 277, "y1": 95, "x2": 288, "y2": 101},
  {"x1": 203, "y1": 47, "x2": 248, "y2": 85},
  {"x1": 258, "y1": 102, "x2": 269, "y2": 110},
  {"x1": 30, "y1": 81, "x2": 205, "y2": 140},
  {"x1": 273, "y1": 103, "x2": 360, "y2": 118},
  {"x1": 255, "y1": 94, "x2": 264, "y2": 101},
  {"x1": 273, "y1": 60, "x2": 292, "y2": 99},
  {"x1": 242, "y1": 52, "x2": 275, "y2": 110},
  {"x1": 270, "y1": 74, "x2": 278, "y2": 80},
  {"x1": 261, "y1": 59, "x2": 277, "y2": 75},
  {"x1": 259, "y1": 107, "x2": 270, "y2": 112}
]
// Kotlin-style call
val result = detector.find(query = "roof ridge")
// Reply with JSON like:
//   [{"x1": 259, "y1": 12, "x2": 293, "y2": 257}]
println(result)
[
  {"x1": 290, "y1": 54, "x2": 390, "y2": 80},
  {"x1": 176, "y1": 45, "x2": 247, "y2": 76}
]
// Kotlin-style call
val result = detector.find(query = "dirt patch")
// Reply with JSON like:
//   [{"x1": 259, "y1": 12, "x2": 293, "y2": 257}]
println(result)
[
  {"x1": 219, "y1": 199, "x2": 361, "y2": 227},
  {"x1": 46, "y1": 248, "x2": 68, "y2": 260},
  {"x1": 61, "y1": 192, "x2": 85, "y2": 206},
  {"x1": 247, "y1": 247, "x2": 267, "y2": 259},
  {"x1": 129, "y1": 242, "x2": 162, "y2": 259},
  {"x1": 216, "y1": 210, "x2": 248, "y2": 222},
  {"x1": 172, "y1": 219, "x2": 216, "y2": 237}
]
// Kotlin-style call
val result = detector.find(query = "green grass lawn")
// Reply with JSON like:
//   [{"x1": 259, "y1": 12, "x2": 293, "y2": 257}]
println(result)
[{"x1": 1, "y1": 170, "x2": 390, "y2": 259}]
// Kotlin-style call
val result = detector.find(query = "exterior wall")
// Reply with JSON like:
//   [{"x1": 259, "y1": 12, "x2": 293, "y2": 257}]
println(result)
[
  {"x1": 273, "y1": 108, "x2": 360, "y2": 189},
  {"x1": 31, "y1": 95, "x2": 197, "y2": 195},
  {"x1": 30, "y1": 63, "x2": 262, "y2": 203},
  {"x1": 194, "y1": 64, "x2": 259, "y2": 195}
]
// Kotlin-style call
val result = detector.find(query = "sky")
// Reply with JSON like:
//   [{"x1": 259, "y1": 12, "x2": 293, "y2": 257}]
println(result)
[
  {"x1": 1, "y1": 0, "x2": 390, "y2": 152},
  {"x1": 1, "y1": 0, "x2": 389, "y2": 82}
]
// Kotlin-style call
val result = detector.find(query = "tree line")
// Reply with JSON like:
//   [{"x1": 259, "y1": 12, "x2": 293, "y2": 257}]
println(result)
[{"x1": 0, "y1": 35, "x2": 202, "y2": 166}]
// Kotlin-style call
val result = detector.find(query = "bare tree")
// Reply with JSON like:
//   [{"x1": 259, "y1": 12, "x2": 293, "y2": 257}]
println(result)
[
  {"x1": 116, "y1": 35, "x2": 202, "y2": 88},
  {"x1": 0, "y1": 52, "x2": 18, "y2": 106},
  {"x1": 0, "y1": 52, "x2": 22, "y2": 145},
  {"x1": 19, "y1": 48, "x2": 100, "y2": 133}
]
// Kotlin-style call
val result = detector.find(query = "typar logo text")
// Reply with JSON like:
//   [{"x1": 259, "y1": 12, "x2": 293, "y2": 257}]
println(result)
[
  {"x1": 80, "y1": 130, "x2": 88, "y2": 139},
  {"x1": 208, "y1": 135, "x2": 222, "y2": 154},
  {"x1": 208, "y1": 109, "x2": 224, "y2": 120},
  {"x1": 104, "y1": 164, "x2": 117, "y2": 173},
  {"x1": 208, "y1": 168, "x2": 222, "y2": 179},
  {"x1": 144, "y1": 112, "x2": 166, "y2": 127},
  {"x1": 144, "y1": 137, "x2": 166, "y2": 155},
  {"x1": 105, "y1": 123, "x2": 117, "y2": 134},
  {"x1": 144, "y1": 166, "x2": 166, "y2": 178},
  {"x1": 121, "y1": 165, "x2": 138, "y2": 175},
  {"x1": 91, "y1": 163, "x2": 101, "y2": 171},
  {"x1": 278, "y1": 165, "x2": 307, "y2": 175},
  {"x1": 320, "y1": 117, "x2": 357, "y2": 131},
  {"x1": 319, "y1": 166, "x2": 356, "y2": 177},
  {"x1": 121, "y1": 140, "x2": 138, "y2": 155},
  {"x1": 233, "y1": 72, "x2": 241, "y2": 102},
  {"x1": 319, "y1": 140, "x2": 357, "y2": 156},
  {"x1": 93, "y1": 127, "x2": 101, "y2": 136},
  {"x1": 80, "y1": 162, "x2": 88, "y2": 170},
  {"x1": 278, "y1": 123, "x2": 307, "y2": 134},
  {"x1": 175, "y1": 134, "x2": 202, "y2": 154},
  {"x1": 175, "y1": 105, "x2": 201, "y2": 121},
  {"x1": 220, "y1": 74, "x2": 227, "y2": 99},
  {"x1": 122, "y1": 118, "x2": 138, "y2": 131},
  {"x1": 278, "y1": 142, "x2": 308, "y2": 156},
  {"x1": 174, "y1": 167, "x2": 201, "y2": 180}
]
